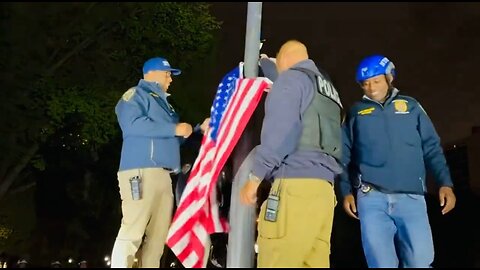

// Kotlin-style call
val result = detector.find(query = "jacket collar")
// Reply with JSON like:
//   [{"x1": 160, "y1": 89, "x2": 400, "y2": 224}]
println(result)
[
  {"x1": 362, "y1": 87, "x2": 399, "y2": 106},
  {"x1": 138, "y1": 79, "x2": 170, "y2": 99}
]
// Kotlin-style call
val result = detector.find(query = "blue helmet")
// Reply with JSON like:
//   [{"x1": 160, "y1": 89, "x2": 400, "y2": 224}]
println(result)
[{"x1": 355, "y1": 55, "x2": 396, "y2": 83}]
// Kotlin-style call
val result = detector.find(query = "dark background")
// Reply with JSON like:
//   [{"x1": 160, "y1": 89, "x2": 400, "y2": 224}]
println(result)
[
  {"x1": 210, "y1": 2, "x2": 480, "y2": 144},
  {"x1": 1, "y1": 2, "x2": 480, "y2": 268}
]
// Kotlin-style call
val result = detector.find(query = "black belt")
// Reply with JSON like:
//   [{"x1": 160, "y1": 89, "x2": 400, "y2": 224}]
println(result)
[
  {"x1": 359, "y1": 182, "x2": 422, "y2": 195},
  {"x1": 360, "y1": 182, "x2": 385, "y2": 193}
]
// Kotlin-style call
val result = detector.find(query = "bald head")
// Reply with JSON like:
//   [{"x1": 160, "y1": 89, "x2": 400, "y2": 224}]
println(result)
[{"x1": 276, "y1": 40, "x2": 309, "y2": 73}]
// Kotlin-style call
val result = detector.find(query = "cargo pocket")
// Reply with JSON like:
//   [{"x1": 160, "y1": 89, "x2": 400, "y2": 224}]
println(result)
[{"x1": 258, "y1": 194, "x2": 287, "y2": 239}]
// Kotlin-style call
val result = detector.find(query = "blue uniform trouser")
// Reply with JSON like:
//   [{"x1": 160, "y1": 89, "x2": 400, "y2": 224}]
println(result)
[{"x1": 357, "y1": 188, "x2": 434, "y2": 268}]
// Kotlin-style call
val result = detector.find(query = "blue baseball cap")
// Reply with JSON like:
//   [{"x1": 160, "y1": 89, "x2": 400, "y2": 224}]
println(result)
[{"x1": 142, "y1": 57, "x2": 181, "y2": 75}]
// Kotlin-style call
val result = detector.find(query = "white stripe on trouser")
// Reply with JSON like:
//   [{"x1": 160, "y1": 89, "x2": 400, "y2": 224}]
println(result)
[{"x1": 111, "y1": 167, "x2": 173, "y2": 268}]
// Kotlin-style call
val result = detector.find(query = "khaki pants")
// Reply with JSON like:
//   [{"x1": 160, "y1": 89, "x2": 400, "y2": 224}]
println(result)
[
  {"x1": 257, "y1": 178, "x2": 336, "y2": 268},
  {"x1": 111, "y1": 168, "x2": 173, "y2": 268}
]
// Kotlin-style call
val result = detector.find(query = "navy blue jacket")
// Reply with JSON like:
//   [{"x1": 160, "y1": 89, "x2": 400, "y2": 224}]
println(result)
[
  {"x1": 339, "y1": 88, "x2": 453, "y2": 196},
  {"x1": 252, "y1": 59, "x2": 343, "y2": 183}
]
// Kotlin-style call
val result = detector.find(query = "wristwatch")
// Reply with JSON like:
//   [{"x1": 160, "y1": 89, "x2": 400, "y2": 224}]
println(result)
[{"x1": 248, "y1": 172, "x2": 262, "y2": 183}]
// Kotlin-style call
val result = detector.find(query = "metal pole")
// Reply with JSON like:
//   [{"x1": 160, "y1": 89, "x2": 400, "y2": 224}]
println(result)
[
  {"x1": 227, "y1": 2, "x2": 262, "y2": 268},
  {"x1": 227, "y1": 147, "x2": 258, "y2": 268},
  {"x1": 243, "y1": 2, "x2": 262, "y2": 78}
]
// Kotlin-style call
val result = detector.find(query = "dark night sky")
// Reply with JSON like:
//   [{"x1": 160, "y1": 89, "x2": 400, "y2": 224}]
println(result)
[{"x1": 209, "y1": 2, "x2": 480, "y2": 145}]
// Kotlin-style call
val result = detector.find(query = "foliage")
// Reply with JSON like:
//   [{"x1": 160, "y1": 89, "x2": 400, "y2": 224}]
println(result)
[
  {"x1": 0, "y1": 2, "x2": 221, "y2": 196},
  {"x1": 0, "y1": 2, "x2": 222, "y2": 265}
]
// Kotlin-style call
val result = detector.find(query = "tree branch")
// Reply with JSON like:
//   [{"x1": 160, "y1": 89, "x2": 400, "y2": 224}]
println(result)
[
  {"x1": 10, "y1": 182, "x2": 36, "y2": 194},
  {"x1": 46, "y1": 2, "x2": 99, "y2": 68},
  {"x1": 45, "y1": 21, "x2": 115, "y2": 76},
  {"x1": 0, "y1": 134, "x2": 16, "y2": 179},
  {"x1": 0, "y1": 144, "x2": 39, "y2": 201}
]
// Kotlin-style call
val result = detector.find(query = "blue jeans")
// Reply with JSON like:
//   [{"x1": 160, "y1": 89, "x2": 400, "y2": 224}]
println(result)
[{"x1": 357, "y1": 188, "x2": 434, "y2": 268}]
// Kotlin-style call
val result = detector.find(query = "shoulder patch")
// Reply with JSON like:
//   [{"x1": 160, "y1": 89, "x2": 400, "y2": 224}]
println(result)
[
  {"x1": 393, "y1": 99, "x2": 409, "y2": 113},
  {"x1": 122, "y1": 88, "x2": 136, "y2": 101}
]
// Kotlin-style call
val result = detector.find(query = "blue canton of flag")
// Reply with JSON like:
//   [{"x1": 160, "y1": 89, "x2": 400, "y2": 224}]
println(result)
[{"x1": 209, "y1": 65, "x2": 242, "y2": 141}]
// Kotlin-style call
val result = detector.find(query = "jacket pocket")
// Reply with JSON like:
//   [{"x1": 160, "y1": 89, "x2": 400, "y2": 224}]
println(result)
[{"x1": 354, "y1": 115, "x2": 388, "y2": 166}]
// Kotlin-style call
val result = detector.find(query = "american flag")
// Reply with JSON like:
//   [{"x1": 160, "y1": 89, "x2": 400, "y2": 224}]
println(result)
[{"x1": 166, "y1": 63, "x2": 271, "y2": 268}]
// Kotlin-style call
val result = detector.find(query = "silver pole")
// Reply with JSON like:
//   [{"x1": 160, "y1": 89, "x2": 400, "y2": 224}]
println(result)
[
  {"x1": 227, "y1": 147, "x2": 258, "y2": 268},
  {"x1": 226, "y1": 3, "x2": 262, "y2": 268},
  {"x1": 243, "y1": 2, "x2": 262, "y2": 78}
]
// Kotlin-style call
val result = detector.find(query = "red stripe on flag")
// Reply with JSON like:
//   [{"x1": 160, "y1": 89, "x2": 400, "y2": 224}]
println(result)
[{"x1": 166, "y1": 77, "x2": 270, "y2": 268}]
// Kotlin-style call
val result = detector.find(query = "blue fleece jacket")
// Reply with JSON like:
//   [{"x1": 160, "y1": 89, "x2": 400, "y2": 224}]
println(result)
[
  {"x1": 339, "y1": 88, "x2": 454, "y2": 196},
  {"x1": 252, "y1": 59, "x2": 343, "y2": 183},
  {"x1": 115, "y1": 79, "x2": 183, "y2": 172}
]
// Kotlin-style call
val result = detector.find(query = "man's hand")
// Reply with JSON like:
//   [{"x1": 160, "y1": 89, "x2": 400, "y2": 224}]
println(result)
[
  {"x1": 343, "y1": 194, "x2": 359, "y2": 219},
  {"x1": 439, "y1": 186, "x2": 456, "y2": 215},
  {"x1": 240, "y1": 179, "x2": 261, "y2": 206},
  {"x1": 175, "y1": 123, "x2": 193, "y2": 138},
  {"x1": 200, "y1": 118, "x2": 210, "y2": 134},
  {"x1": 265, "y1": 84, "x2": 272, "y2": 93}
]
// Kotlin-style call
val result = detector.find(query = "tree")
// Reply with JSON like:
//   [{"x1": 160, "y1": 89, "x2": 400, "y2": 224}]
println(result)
[{"x1": 0, "y1": 2, "x2": 221, "y2": 201}]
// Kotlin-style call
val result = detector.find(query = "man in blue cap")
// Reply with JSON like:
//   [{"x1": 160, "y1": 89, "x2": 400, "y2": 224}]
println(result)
[{"x1": 111, "y1": 56, "x2": 210, "y2": 268}]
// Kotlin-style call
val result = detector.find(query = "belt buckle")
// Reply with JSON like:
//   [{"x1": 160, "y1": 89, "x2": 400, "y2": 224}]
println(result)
[{"x1": 360, "y1": 184, "x2": 372, "y2": 193}]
